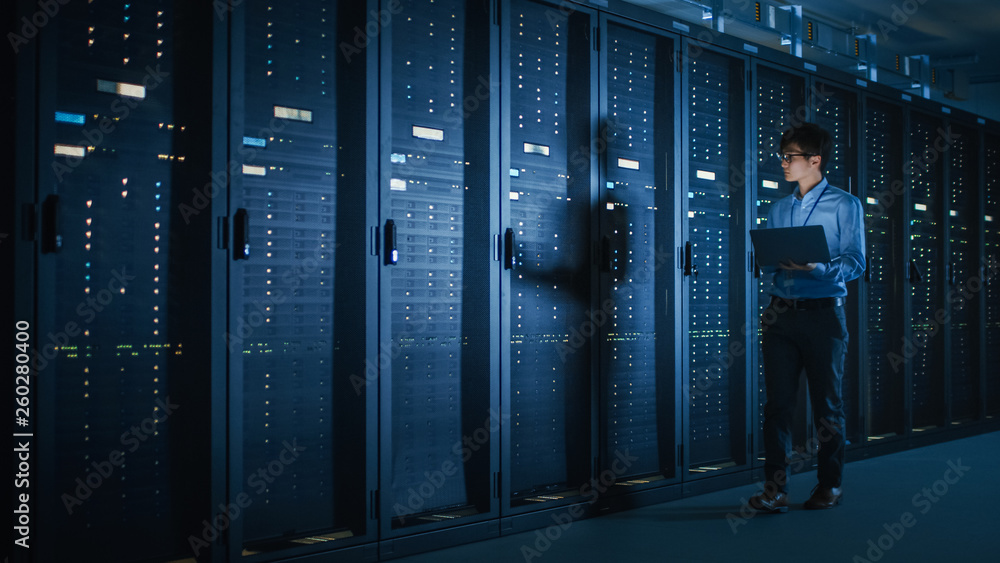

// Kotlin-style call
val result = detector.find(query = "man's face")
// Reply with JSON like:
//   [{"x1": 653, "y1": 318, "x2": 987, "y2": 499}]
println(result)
[{"x1": 780, "y1": 142, "x2": 821, "y2": 185}]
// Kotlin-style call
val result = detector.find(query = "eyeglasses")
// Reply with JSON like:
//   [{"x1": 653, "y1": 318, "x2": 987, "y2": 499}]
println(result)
[{"x1": 775, "y1": 152, "x2": 816, "y2": 163}]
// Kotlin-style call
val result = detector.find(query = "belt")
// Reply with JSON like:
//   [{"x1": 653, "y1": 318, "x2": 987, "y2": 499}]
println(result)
[{"x1": 769, "y1": 296, "x2": 844, "y2": 310}]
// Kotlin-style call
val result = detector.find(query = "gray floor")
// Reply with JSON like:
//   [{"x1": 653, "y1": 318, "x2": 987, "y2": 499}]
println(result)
[{"x1": 393, "y1": 430, "x2": 1000, "y2": 563}]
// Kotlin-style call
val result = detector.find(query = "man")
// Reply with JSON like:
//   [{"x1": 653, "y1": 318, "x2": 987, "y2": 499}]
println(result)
[{"x1": 750, "y1": 122, "x2": 866, "y2": 513}]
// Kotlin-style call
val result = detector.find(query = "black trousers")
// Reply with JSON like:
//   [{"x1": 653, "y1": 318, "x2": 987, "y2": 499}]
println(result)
[{"x1": 761, "y1": 300, "x2": 848, "y2": 493}]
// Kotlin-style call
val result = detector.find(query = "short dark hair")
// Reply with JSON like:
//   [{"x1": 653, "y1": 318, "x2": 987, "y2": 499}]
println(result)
[{"x1": 780, "y1": 123, "x2": 833, "y2": 173}]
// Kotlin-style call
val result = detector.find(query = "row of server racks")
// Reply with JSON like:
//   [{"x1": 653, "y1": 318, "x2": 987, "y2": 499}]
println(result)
[{"x1": 5, "y1": 0, "x2": 1000, "y2": 561}]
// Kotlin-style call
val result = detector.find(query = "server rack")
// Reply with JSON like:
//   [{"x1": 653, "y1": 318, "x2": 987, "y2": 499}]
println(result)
[
  {"x1": 750, "y1": 62, "x2": 807, "y2": 463},
  {"x1": 986, "y1": 133, "x2": 1000, "y2": 417},
  {"x1": 226, "y1": 1, "x2": 376, "y2": 560},
  {"x1": 811, "y1": 82, "x2": 855, "y2": 193},
  {"x1": 811, "y1": 79, "x2": 862, "y2": 447},
  {"x1": 501, "y1": 0, "x2": 598, "y2": 516},
  {"x1": 597, "y1": 15, "x2": 681, "y2": 494},
  {"x1": 30, "y1": 2, "x2": 215, "y2": 560},
  {"x1": 861, "y1": 96, "x2": 907, "y2": 441},
  {"x1": 945, "y1": 122, "x2": 982, "y2": 424},
  {"x1": 378, "y1": 0, "x2": 500, "y2": 546},
  {"x1": 681, "y1": 43, "x2": 751, "y2": 478},
  {"x1": 907, "y1": 110, "x2": 948, "y2": 432}
]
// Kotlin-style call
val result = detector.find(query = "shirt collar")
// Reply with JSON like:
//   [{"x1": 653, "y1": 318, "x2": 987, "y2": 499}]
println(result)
[{"x1": 794, "y1": 177, "x2": 829, "y2": 203}]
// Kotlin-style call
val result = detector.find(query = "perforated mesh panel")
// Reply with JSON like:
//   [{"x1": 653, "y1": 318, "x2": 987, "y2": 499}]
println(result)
[
  {"x1": 385, "y1": 0, "x2": 492, "y2": 525},
  {"x1": 813, "y1": 83, "x2": 852, "y2": 191},
  {"x1": 812, "y1": 82, "x2": 859, "y2": 440},
  {"x1": 46, "y1": 1, "x2": 179, "y2": 559},
  {"x1": 909, "y1": 113, "x2": 946, "y2": 429},
  {"x1": 687, "y1": 50, "x2": 745, "y2": 470},
  {"x1": 864, "y1": 99, "x2": 905, "y2": 438},
  {"x1": 239, "y1": 0, "x2": 359, "y2": 543},
  {"x1": 508, "y1": 0, "x2": 592, "y2": 499},
  {"x1": 602, "y1": 23, "x2": 675, "y2": 478},
  {"x1": 754, "y1": 66, "x2": 805, "y2": 457},
  {"x1": 947, "y1": 125, "x2": 980, "y2": 422},
  {"x1": 986, "y1": 134, "x2": 1000, "y2": 416}
]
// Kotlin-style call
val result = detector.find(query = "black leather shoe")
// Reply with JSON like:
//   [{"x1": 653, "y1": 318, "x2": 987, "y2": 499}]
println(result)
[
  {"x1": 748, "y1": 491, "x2": 789, "y2": 513},
  {"x1": 804, "y1": 486, "x2": 842, "y2": 509}
]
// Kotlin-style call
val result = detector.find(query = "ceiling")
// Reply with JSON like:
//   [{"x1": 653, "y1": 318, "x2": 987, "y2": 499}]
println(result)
[
  {"x1": 795, "y1": 0, "x2": 1000, "y2": 86},
  {"x1": 622, "y1": 0, "x2": 1000, "y2": 120}
]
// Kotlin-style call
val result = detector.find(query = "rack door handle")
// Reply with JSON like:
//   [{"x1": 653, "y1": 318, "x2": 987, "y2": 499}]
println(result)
[
  {"x1": 41, "y1": 194, "x2": 62, "y2": 254},
  {"x1": 233, "y1": 208, "x2": 250, "y2": 260},
  {"x1": 385, "y1": 219, "x2": 398, "y2": 265},
  {"x1": 683, "y1": 241, "x2": 697, "y2": 278},
  {"x1": 907, "y1": 261, "x2": 922, "y2": 284},
  {"x1": 864, "y1": 257, "x2": 871, "y2": 283},
  {"x1": 503, "y1": 227, "x2": 515, "y2": 270}
]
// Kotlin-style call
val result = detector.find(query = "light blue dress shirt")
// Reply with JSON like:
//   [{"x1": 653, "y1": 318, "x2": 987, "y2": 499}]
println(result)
[{"x1": 764, "y1": 177, "x2": 866, "y2": 299}]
